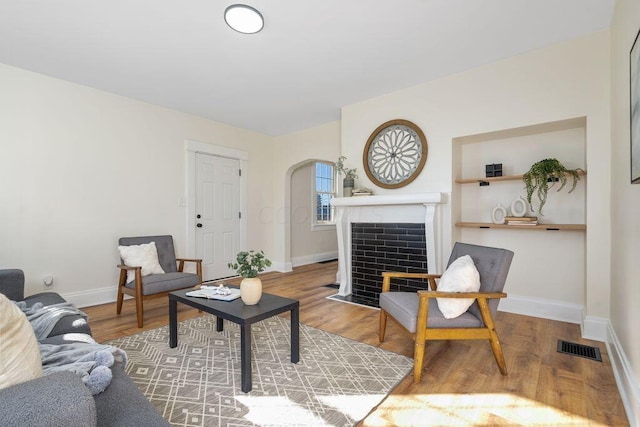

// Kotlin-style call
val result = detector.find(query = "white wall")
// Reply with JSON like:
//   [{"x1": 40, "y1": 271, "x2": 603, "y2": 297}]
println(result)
[
  {"x1": 271, "y1": 121, "x2": 342, "y2": 271},
  {"x1": 455, "y1": 123, "x2": 587, "y2": 314},
  {"x1": 290, "y1": 162, "x2": 338, "y2": 266},
  {"x1": 0, "y1": 63, "x2": 274, "y2": 306},
  {"x1": 341, "y1": 31, "x2": 611, "y2": 326},
  {"x1": 610, "y1": 0, "x2": 640, "y2": 423}
]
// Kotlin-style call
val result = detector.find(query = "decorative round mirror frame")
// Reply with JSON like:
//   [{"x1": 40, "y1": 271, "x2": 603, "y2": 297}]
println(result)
[{"x1": 363, "y1": 119, "x2": 428, "y2": 189}]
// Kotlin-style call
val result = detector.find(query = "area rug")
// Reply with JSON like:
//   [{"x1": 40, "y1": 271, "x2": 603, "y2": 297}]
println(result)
[{"x1": 106, "y1": 315, "x2": 412, "y2": 427}]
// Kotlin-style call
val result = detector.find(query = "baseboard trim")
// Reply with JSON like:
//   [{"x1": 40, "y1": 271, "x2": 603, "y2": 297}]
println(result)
[
  {"x1": 581, "y1": 315, "x2": 610, "y2": 342},
  {"x1": 291, "y1": 251, "x2": 338, "y2": 268},
  {"x1": 498, "y1": 294, "x2": 583, "y2": 325},
  {"x1": 271, "y1": 261, "x2": 293, "y2": 273},
  {"x1": 607, "y1": 322, "x2": 640, "y2": 426},
  {"x1": 62, "y1": 286, "x2": 120, "y2": 308}
]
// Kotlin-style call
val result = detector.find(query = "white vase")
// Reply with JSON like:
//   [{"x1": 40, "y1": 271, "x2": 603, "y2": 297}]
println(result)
[
  {"x1": 510, "y1": 196, "x2": 528, "y2": 217},
  {"x1": 491, "y1": 204, "x2": 507, "y2": 224},
  {"x1": 240, "y1": 277, "x2": 262, "y2": 305}
]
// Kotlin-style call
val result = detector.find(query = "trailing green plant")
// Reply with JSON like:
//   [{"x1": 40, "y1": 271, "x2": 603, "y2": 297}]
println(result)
[
  {"x1": 522, "y1": 158, "x2": 582, "y2": 215},
  {"x1": 227, "y1": 250, "x2": 272, "y2": 278},
  {"x1": 335, "y1": 156, "x2": 358, "y2": 179}
]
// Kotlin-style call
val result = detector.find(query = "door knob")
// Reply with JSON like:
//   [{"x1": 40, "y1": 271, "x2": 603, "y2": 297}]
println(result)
[
  {"x1": 197, "y1": 214, "x2": 201, "y2": 219},
  {"x1": 196, "y1": 223, "x2": 203, "y2": 228}
]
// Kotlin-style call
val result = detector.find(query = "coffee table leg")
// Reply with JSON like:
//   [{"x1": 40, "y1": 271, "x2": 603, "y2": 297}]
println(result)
[
  {"x1": 169, "y1": 298, "x2": 177, "y2": 348},
  {"x1": 240, "y1": 323, "x2": 252, "y2": 393},
  {"x1": 291, "y1": 307, "x2": 299, "y2": 363},
  {"x1": 216, "y1": 316, "x2": 224, "y2": 332}
]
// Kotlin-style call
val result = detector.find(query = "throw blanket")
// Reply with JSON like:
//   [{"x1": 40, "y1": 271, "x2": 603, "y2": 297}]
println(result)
[
  {"x1": 40, "y1": 339, "x2": 127, "y2": 395},
  {"x1": 14, "y1": 301, "x2": 88, "y2": 340},
  {"x1": 13, "y1": 300, "x2": 127, "y2": 395}
]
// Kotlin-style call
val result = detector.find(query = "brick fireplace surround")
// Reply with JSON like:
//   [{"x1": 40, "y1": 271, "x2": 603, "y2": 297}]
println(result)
[{"x1": 330, "y1": 193, "x2": 444, "y2": 307}]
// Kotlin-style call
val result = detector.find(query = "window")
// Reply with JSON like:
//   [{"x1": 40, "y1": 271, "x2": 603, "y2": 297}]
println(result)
[{"x1": 314, "y1": 161, "x2": 335, "y2": 225}]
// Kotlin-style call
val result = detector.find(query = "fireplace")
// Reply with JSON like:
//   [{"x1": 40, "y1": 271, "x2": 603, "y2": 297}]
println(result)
[{"x1": 331, "y1": 193, "x2": 444, "y2": 306}]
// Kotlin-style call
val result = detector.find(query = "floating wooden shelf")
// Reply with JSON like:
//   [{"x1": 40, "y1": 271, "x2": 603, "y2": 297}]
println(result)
[
  {"x1": 456, "y1": 222, "x2": 586, "y2": 231},
  {"x1": 455, "y1": 170, "x2": 586, "y2": 185}
]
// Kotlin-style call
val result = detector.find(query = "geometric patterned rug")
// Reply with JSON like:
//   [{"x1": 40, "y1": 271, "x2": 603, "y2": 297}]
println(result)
[{"x1": 106, "y1": 315, "x2": 412, "y2": 426}]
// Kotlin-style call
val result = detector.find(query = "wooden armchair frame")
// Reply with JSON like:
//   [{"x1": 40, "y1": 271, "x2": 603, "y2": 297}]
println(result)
[
  {"x1": 116, "y1": 235, "x2": 203, "y2": 328},
  {"x1": 116, "y1": 258, "x2": 202, "y2": 328},
  {"x1": 379, "y1": 271, "x2": 507, "y2": 384}
]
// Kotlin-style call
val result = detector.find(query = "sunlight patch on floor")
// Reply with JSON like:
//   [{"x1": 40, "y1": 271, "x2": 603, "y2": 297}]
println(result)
[
  {"x1": 318, "y1": 394, "x2": 387, "y2": 420},
  {"x1": 236, "y1": 395, "x2": 330, "y2": 426},
  {"x1": 236, "y1": 394, "x2": 388, "y2": 426},
  {"x1": 362, "y1": 393, "x2": 606, "y2": 426}
]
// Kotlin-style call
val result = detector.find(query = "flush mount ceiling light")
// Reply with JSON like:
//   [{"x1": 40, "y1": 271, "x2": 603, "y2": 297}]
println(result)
[{"x1": 224, "y1": 4, "x2": 264, "y2": 34}]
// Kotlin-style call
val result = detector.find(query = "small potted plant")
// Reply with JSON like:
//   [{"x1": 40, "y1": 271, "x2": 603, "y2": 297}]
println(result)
[
  {"x1": 522, "y1": 158, "x2": 582, "y2": 215},
  {"x1": 228, "y1": 250, "x2": 272, "y2": 305},
  {"x1": 335, "y1": 156, "x2": 358, "y2": 196}
]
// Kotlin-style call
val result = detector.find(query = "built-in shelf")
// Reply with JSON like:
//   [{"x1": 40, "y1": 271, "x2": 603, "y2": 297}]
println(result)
[
  {"x1": 456, "y1": 222, "x2": 586, "y2": 231},
  {"x1": 455, "y1": 170, "x2": 586, "y2": 185}
]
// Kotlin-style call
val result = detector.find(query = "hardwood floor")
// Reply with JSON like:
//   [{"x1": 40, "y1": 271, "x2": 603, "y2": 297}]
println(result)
[{"x1": 83, "y1": 262, "x2": 629, "y2": 426}]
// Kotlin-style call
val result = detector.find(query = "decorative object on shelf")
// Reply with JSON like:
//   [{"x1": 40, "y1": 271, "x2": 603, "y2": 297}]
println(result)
[
  {"x1": 352, "y1": 187, "x2": 374, "y2": 196},
  {"x1": 510, "y1": 195, "x2": 528, "y2": 217},
  {"x1": 631, "y1": 26, "x2": 640, "y2": 184},
  {"x1": 505, "y1": 216, "x2": 538, "y2": 226},
  {"x1": 363, "y1": 119, "x2": 427, "y2": 189},
  {"x1": 485, "y1": 163, "x2": 503, "y2": 178},
  {"x1": 227, "y1": 250, "x2": 272, "y2": 305},
  {"x1": 522, "y1": 158, "x2": 582, "y2": 215},
  {"x1": 491, "y1": 204, "x2": 508, "y2": 224},
  {"x1": 335, "y1": 156, "x2": 358, "y2": 197}
]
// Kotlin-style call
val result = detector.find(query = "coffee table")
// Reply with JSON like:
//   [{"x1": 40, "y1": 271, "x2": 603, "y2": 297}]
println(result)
[{"x1": 168, "y1": 288, "x2": 299, "y2": 393}]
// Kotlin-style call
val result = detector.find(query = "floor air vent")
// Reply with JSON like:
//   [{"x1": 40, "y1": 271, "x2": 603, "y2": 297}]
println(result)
[{"x1": 557, "y1": 340, "x2": 602, "y2": 362}]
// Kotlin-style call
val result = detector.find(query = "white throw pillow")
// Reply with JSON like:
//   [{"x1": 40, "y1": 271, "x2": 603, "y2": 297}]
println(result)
[
  {"x1": 436, "y1": 255, "x2": 481, "y2": 319},
  {"x1": 118, "y1": 241, "x2": 165, "y2": 283},
  {"x1": 0, "y1": 293, "x2": 43, "y2": 390}
]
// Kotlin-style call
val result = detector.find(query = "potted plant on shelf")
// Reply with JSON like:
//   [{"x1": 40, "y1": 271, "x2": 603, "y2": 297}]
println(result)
[
  {"x1": 335, "y1": 156, "x2": 358, "y2": 197},
  {"x1": 522, "y1": 158, "x2": 582, "y2": 215},
  {"x1": 228, "y1": 250, "x2": 272, "y2": 305}
]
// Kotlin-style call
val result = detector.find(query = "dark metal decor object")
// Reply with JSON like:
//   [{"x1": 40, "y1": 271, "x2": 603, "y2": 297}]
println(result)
[
  {"x1": 363, "y1": 119, "x2": 428, "y2": 189},
  {"x1": 557, "y1": 339, "x2": 602, "y2": 362},
  {"x1": 485, "y1": 163, "x2": 503, "y2": 178}
]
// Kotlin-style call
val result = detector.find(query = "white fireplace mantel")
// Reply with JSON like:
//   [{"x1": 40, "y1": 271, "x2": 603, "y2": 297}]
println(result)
[{"x1": 331, "y1": 193, "x2": 444, "y2": 297}]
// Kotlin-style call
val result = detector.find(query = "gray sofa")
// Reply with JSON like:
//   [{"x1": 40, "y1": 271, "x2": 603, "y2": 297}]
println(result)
[{"x1": 0, "y1": 269, "x2": 169, "y2": 427}]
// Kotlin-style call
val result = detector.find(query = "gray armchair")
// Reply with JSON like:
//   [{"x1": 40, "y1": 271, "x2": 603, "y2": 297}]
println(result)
[
  {"x1": 379, "y1": 242, "x2": 514, "y2": 383},
  {"x1": 116, "y1": 235, "x2": 202, "y2": 327}
]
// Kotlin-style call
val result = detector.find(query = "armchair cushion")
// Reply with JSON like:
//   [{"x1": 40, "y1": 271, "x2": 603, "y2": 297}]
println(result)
[
  {"x1": 119, "y1": 235, "x2": 179, "y2": 273},
  {"x1": 124, "y1": 272, "x2": 201, "y2": 295},
  {"x1": 436, "y1": 255, "x2": 481, "y2": 318},
  {"x1": 0, "y1": 294, "x2": 43, "y2": 390},
  {"x1": 118, "y1": 241, "x2": 165, "y2": 284},
  {"x1": 379, "y1": 292, "x2": 483, "y2": 333}
]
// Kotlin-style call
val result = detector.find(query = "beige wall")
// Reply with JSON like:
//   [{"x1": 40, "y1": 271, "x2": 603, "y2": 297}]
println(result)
[
  {"x1": 611, "y1": 0, "x2": 640, "y2": 421},
  {"x1": 341, "y1": 31, "x2": 611, "y2": 323},
  {"x1": 0, "y1": 63, "x2": 274, "y2": 305},
  {"x1": 290, "y1": 162, "x2": 338, "y2": 265},
  {"x1": 271, "y1": 121, "x2": 342, "y2": 270}
]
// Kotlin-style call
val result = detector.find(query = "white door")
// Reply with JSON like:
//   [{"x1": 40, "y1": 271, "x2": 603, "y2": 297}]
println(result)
[{"x1": 195, "y1": 153, "x2": 241, "y2": 281}]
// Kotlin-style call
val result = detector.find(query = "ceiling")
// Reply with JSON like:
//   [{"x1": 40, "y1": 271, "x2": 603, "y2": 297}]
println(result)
[{"x1": 0, "y1": 0, "x2": 614, "y2": 136}]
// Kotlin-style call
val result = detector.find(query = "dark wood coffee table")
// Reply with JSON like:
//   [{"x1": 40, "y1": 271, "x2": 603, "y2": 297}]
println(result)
[{"x1": 168, "y1": 288, "x2": 299, "y2": 393}]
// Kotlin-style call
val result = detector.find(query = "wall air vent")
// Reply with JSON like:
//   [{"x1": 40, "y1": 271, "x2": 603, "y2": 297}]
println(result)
[{"x1": 557, "y1": 340, "x2": 602, "y2": 362}]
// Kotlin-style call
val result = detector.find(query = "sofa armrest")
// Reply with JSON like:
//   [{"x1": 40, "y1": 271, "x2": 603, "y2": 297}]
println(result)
[
  {"x1": 0, "y1": 371, "x2": 97, "y2": 427},
  {"x1": 0, "y1": 269, "x2": 25, "y2": 301}
]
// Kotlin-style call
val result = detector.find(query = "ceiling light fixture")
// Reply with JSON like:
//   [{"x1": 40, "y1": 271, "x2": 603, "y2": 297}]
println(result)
[{"x1": 224, "y1": 4, "x2": 264, "y2": 34}]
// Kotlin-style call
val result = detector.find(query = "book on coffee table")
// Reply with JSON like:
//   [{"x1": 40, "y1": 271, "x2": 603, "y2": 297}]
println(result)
[{"x1": 186, "y1": 286, "x2": 241, "y2": 301}]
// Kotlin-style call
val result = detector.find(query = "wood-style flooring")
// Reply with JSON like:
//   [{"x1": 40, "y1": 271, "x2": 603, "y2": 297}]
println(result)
[{"x1": 83, "y1": 261, "x2": 629, "y2": 426}]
